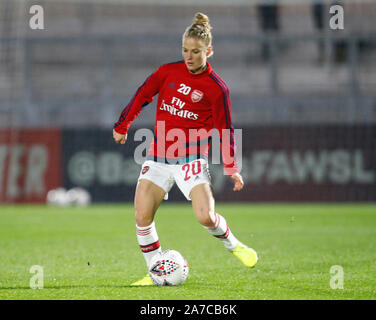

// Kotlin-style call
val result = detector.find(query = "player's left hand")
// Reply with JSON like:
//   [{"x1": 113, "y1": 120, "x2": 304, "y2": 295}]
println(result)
[{"x1": 231, "y1": 173, "x2": 244, "y2": 191}]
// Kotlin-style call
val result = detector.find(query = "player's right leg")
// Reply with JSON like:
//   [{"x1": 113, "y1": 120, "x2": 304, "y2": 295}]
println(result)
[
  {"x1": 131, "y1": 178, "x2": 166, "y2": 286},
  {"x1": 135, "y1": 178, "x2": 166, "y2": 228},
  {"x1": 131, "y1": 160, "x2": 175, "y2": 286}
]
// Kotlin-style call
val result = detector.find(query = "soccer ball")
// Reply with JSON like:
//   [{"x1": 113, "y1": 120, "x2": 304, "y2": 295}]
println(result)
[
  {"x1": 46, "y1": 187, "x2": 91, "y2": 207},
  {"x1": 67, "y1": 187, "x2": 91, "y2": 206},
  {"x1": 149, "y1": 249, "x2": 189, "y2": 286},
  {"x1": 46, "y1": 188, "x2": 70, "y2": 206}
]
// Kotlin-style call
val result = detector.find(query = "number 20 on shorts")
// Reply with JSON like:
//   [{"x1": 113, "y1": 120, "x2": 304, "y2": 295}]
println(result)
[{"x1": 182, "y1": 161, "x2": 202, "y2": 181}]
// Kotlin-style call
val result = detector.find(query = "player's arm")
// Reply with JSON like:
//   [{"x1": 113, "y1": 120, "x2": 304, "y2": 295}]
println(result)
[
  {"x1": 113, "y1": 67, "x2": 162, "y2": 142},
  {"x1": 212, "y1": 87, "x2": 244, "y2": 191}
]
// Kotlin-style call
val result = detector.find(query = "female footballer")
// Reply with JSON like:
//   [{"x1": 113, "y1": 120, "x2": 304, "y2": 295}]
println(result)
[{"x1": 113, "y1": 13, "x2": 258, "y2": 285}]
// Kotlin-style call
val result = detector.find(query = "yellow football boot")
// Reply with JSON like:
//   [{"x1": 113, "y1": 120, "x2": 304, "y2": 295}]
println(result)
[
  {"x1": 131, "y1": 274, "x2": 155, "y2": 286},
  {"x1": 232, "y1": 242, "x2": 258, "y2": 268}
]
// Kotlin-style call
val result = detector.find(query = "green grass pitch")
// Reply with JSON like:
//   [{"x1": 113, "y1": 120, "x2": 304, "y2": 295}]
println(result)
[{"x1": 0, "y1": 203, "x2": 375, "y2": 300}]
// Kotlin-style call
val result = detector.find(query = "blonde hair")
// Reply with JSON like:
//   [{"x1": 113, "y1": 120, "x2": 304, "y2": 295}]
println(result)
[{"x1": 183, "y1": 12, "x2": 213, "y2": 56}]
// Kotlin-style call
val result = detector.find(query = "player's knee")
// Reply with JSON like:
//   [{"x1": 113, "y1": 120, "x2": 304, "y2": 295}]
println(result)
[
  {"x1": 195, "y1": 207, "x2": 215, "y2": 228},
  {"x1": 135, "y1": 209, "x2": 153, "y2": 227}
]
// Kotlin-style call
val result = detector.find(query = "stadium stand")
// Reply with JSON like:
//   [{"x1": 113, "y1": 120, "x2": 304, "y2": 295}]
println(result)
[{"x1": 0, "y1": 0, "x2": 375, "y2": 128}]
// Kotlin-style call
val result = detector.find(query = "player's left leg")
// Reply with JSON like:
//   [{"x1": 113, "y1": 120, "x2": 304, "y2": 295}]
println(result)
[
  {"x1": 174, "y1": 159, "x2": 258, "y2": 267},
  {"x1": 190, "y1": 183, "x2": 237, "y2": 250},
  {"x1": 190, "y1": 184, "x2": 258, "y2": 268}
]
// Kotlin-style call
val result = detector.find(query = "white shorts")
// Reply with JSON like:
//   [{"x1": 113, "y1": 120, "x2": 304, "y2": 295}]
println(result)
[{"x1": 137, "y1": 158, "x2": 212, "y2": 201}]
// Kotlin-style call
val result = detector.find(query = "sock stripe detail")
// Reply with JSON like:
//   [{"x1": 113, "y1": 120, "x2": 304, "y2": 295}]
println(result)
[
  {"x1": 208, "y1": 213, "x2": 220, "y2": 230},
  {"x1": 214, "y1": 213, "x2": 220, "y2": 229},
  {"x1": 137, "y1": 231, "x2": 151, "y2": 235},
  {"x1": 140, "y1": 240, "x2": 160, "y2": 253},
  {"x1": 214, "y1": 225, "x2": 230, "y2": 239},
  {"x1": 137, "y1": 226, "x2": 152, "y2": 231},
  {"x1": 137, "y1": 229, "x2": 152, "y2": 236},
  {"x1": 136, "y1": 225, "x2": 153, "y2": 236}
]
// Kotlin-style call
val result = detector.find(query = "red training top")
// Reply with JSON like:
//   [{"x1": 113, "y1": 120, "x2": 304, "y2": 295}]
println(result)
[{"x1": 114, "y1": 60, "x2": 238, "y2": 176}]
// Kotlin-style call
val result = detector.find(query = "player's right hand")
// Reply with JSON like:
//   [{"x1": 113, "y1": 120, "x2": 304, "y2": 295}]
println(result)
[
  {"x1": 231, "y1": 173, "x2": 244, "y2": 192},
  {"x1": 113, "y1": 129, "x2": 127, "y2": 144}
]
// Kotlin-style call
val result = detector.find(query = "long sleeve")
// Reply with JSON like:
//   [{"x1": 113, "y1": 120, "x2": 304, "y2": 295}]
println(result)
[
  {"x1": 114, "y1": 67, "x2": 161, "y2": 135},
  {"x1": 212, "y1": 85, "x2": 239, "y2": 176}
]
